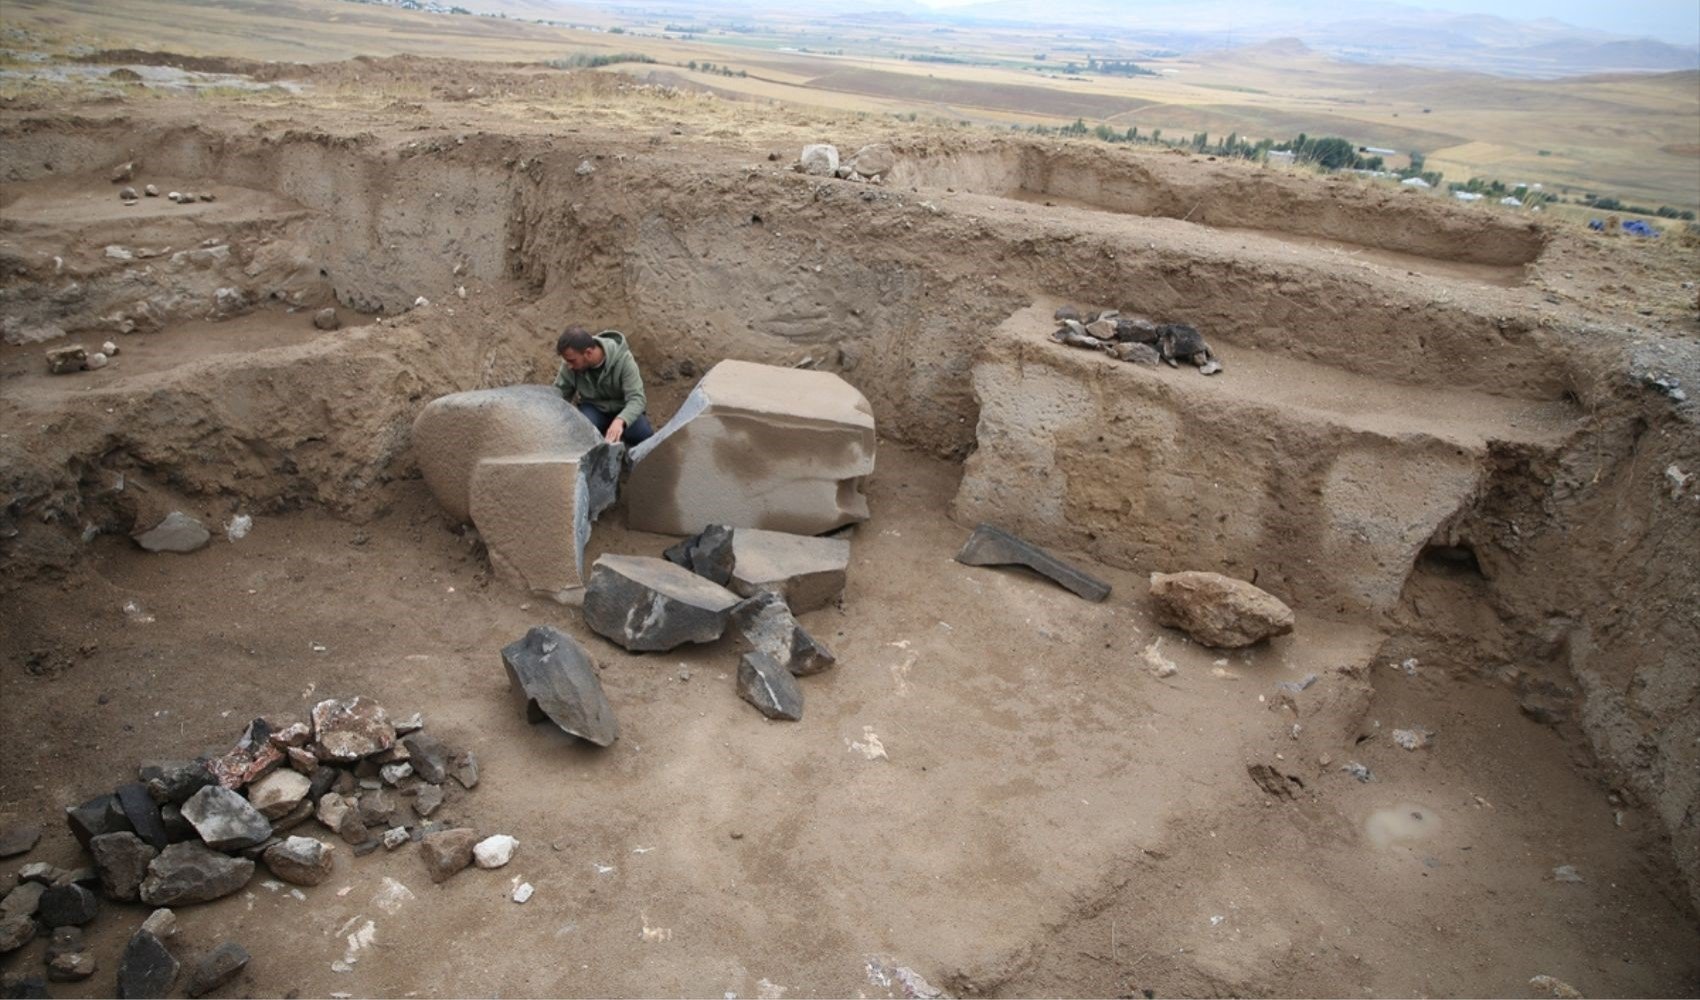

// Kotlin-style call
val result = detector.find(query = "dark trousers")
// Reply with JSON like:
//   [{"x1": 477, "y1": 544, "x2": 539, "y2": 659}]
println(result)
[{"x1": 578, "y1": 403, "x2": 654, "y2": 447}]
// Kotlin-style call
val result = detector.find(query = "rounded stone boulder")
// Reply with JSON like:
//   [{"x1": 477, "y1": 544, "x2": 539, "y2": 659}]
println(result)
[{"x1": 1147, "y1": 570, "x2": 1296, "y2": 648}]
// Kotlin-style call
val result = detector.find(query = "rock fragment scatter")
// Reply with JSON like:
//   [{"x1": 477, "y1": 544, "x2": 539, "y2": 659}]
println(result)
[
  {"x1": 1049, "y1": 303, "x2": 1222, "y2": 374},
  {"x1": 3, "y1": 697, "x2": 490, "y2": 991}
]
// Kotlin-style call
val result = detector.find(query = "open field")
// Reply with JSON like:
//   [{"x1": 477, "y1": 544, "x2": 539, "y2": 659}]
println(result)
[{"x1": 2, "y1": 0, "x2": 1697, "y2": 211}]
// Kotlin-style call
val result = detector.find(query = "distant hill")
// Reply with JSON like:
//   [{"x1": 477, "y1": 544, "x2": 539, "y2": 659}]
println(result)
[{"x1": 917, "y1": 0, "x2": 1700, "y2": 77}]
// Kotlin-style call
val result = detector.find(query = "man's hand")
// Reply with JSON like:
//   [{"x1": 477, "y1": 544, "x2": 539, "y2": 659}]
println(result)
[{"x1": 604, "y1": 418, "x2": 625, "y2": 444}]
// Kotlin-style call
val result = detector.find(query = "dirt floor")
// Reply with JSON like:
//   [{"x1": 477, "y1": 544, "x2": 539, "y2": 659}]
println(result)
[{"x1": 2, "y1": 54, "x2": 1698, "y2": 999}]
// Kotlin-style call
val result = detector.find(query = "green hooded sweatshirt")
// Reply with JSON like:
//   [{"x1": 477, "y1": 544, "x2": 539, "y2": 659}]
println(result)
[{"x1": 552, "y1": 331, "x2": 647, "y2": 425}]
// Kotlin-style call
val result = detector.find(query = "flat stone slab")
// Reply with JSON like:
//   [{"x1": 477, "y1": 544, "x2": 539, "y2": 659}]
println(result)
[
  {"x1": 180, "y1": 786, "x2": 271, "y2": 851},
  {"x1": 501, "y1": 626, "x2": 619, "y2": 746},
  {"x1": 737, "y1": 651, "x2": 804, "y2": 721},
  {"x1": 134, "y1": 512, "x2": 209, "y2": 554},
  {"x1": 185, "y1": 942, "x2": 249, "y2": 998},
  {"x1": 65, "y1": 794, "x2": 132, "y2": 850},
  {"x1": 662, "y1": 523, "x2": 735, "y2": 586},
  {"x1": 732, "y1": 592, "x2": 836, "y2": 677},
  {"x1": 627, "y1": 360, "x2": 876, "y2": 536},
  {"x1": 728, "y1": 528, "x2": 851, "y2": 613},
  {"x1": 581, "y1": 554, "x2": 743, "y2": 652},
  {"x1": 1148, "y1": 570, "x2": 1295, "y2": 648},
  {"x1": 139, "y1": 844, "x2": 253, "y2": 906},
  {"x1": 955, "y1": 524, "x2": 1111, "y2": 602},
  {"x1": 414, "y1": 386, "x2": 621, "y2": 599},
  {"x1": 0, "y1": 825, "x2": 41, "y2": 858}
]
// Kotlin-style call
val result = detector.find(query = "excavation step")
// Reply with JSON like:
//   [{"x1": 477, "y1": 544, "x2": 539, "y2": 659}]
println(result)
[
  {"x1": 955, "y1": 300, "x2": 1578, "y2": 618},
  {"x1": 955, "y1": 523, "x2": 1112, "y2": 602}
]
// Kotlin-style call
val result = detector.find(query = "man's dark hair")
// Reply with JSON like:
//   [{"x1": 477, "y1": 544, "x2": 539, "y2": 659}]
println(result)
[{"x1": 556, "y1": 326, "x2": 596, "y2": 355}]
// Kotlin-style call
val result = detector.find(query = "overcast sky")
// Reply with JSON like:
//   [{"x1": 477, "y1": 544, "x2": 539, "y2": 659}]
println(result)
[{"x1": 909, "y1": 0, "x2": 1700, "y2": 41}]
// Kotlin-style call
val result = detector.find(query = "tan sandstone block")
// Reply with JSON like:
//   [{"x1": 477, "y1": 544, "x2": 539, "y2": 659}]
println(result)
[{"x1": 626, "y1": 361, "x2": 876, "y2": 536}]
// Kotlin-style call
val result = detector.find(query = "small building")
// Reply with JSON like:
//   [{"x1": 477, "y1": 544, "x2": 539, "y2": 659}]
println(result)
[
  {"x1": 1401, "y1": 176, "x2": 1431, "y2": 188},
  {"x1": 1454, "y1": 191, "x2": 1484, "y2": 202},
  {"x1": 1500, "y1": 196, "x2": 1523, "y2": 207},
  {"x1": 1266, "y1": 150, "x2": 1296, "y2": 165}
]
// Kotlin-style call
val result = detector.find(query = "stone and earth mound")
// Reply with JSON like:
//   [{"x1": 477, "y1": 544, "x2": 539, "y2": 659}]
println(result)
[{"x1": 1, "y1": 52, "x2": 1697, "y2": 999}]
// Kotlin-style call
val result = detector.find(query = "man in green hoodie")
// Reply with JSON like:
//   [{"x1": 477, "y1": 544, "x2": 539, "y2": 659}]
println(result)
[{"x1": 552, "y1": 326, "x2": 654, "y2": 447}]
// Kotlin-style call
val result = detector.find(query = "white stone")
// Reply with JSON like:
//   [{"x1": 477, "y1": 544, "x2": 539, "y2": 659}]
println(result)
[{"x1": 473, "y1": 834, "x2": 518, "y2": 869}]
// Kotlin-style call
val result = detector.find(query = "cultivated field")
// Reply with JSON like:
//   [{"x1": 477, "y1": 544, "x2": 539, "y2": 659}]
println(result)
[{"x1": 2, "y1": 0, "x2": 1698, "y2": 211}]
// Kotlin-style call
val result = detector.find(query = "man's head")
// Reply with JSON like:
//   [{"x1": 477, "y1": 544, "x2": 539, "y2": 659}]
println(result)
[{"x1": 556, "y1": 326, "x2": 604, "y2": 372}]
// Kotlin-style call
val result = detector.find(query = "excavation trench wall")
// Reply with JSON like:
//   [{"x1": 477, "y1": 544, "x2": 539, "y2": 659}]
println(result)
[
  {"x1": 0, "y1": 122, "x2": 1694, "y2": 909},
  {"x1": 884, "y1": 140, "x2": 1549, "y2": 268}
]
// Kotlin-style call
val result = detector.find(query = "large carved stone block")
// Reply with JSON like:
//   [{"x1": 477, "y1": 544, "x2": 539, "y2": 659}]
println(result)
[
  {"x1": 413, "y1": 386, "x2": 622, "y2": 601},
  {"x1": 625, "y1": 361, "x2": 875, "y2": 536}
]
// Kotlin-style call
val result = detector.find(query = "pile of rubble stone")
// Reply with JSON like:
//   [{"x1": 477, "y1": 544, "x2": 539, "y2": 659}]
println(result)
[
  {"x1": 1049, "y1": 303, "x2": 1223, "y2": 375},
  {"x1": 0, "y1": 696, "x2": 512, "y2": 998},
  {"x1": 503, "y1": 525, "x2": 851, "y2": 733},
  {"x1": 793, "y1": 142, "x2": 897, "y2": 184}
]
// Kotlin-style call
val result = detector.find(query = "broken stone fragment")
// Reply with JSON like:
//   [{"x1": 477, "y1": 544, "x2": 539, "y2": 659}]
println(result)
[
  {"x1": 246, "y1": 770, "x2": 311, "y2": 820},
  {"x1": 158, "y1": 804, "x2": 194, "y2": 843},
  {"x1": 89, "y1": 832, "x2": 157, "y2": 902},
  {"x1": 400, "y1": 732, "x2": 450, "y2": 784},
  {"x1": 45, "y1": 344, "x2": 87, "y2": 374},
  {"x1": 110, "y1": 160, "x2": 135, "y2": 182},
  {"x1": 0, "y1": 825, "x2": 41, "y2": 858},
  {"x1": 205, "y1": 740, "x2": 284, "y2": 791},
  {"x1": 271, "y1": 799, "x2": 314, "y2": 835},
  {"x1": 115, "y1": 782, "x2": 169, "y2": 850},
  {"x1": 581, "y1": 555, "x2": 743, "y2": 652},
  {"x1": 286, "y1": 747, "x2": 318, "y2": 774},
  {"x1": 314, "y1": 791, "x2": 352, "y2": 831},
  {"x1": 268, "y1": 721, "x2": 312, "y2": 748},
  {"x1": 117, "y1": 929, "x2": 177, "y2": 999},
  {"x1": 799, "y1": 143, "x2": 839, "y2": 176},
  {"x1": 18, "y1": 863, "x2": 59, "y2": 885},
  {"x1": 451, "y1": 750, "x2": 479, "y2": 789},
  {"x1": 420, "y1": 828, "x2": 478, "y2": 883},
  {"x1": 36, "y1": 883, "x2": 99, "y2": 926},
  {"x1": 737, "y1": 651, "x2": 805, "y2": 721},
  {"x1": 66, "y1": 793, "x2": 132, "y2": 850},
  {"x1": 473, "y1": 834, "x2": 517, "y2": 869},
  {"x1": 1, "y1": 881, "x2": 45, "y2": 919},
  {"x1": 139, "y1": 760, "x2": 215, "y2": 805},
  {"x1": 727, "y1": 527, "x2": 850, "y2": 612},
  {"x1": 382, "y1": 827, "x2": 409, "y2": 850},
  {"x1": 180, "y1": 786, "x2": 272, "y2": 851},
  {"x1": 662, "y1": 523, "x2": 735, "y2": 586},
  {"x1": 380, "y1": 762, "x2": 412, "y2": 786},
  {"x1": 501, "y1": 625, "x2": 619, "y2": 747},
  {"x1": 1114, "y1": 341, "x2": 1161, "y2": 365},
  {"x1": 955, "y1": 524, "x2": 1112, "y2": 602},
  {"x1": 732, "y1": 592, "x2": 836, "y2": 676},
  {"x1": 357, "y1": 789, "x2": 401, "y2": 828},
  {"x1": 45, "y1": 926, "x2": 96, "y2": 981},
  {"x1": 140, "y1": 908, "x2": 176, "y2": 939},
  {"x1": 310, "y1": 696, "x2": 396, "y2": 762},
  {"x1": 847, "y1": 142, "x2": 896, "y2": 178},
  {"x1": 262, "y1": 836, "x2": 333, "y2": 886},
  {"x1": 1148, "y1": 571, "x2": 1295, "y2": 648},
  {"x1": 0, "y1": 914, "x2": 36, "y2": 954},
  {"x1": 413, "y1": 784, "x2": 444, "y2": 818},
  {"x1": 139, "y1": 843, "x2": 254, "y2": 906},
  {"x1": 133, "y1": 512, "x2": 210, "y2": 554},
  {"x1": 626, "y1": 360, "x2": 876, "y2": 536},
  {"x1": 312, "y1": 307, "x2": 340, "y2": 330},
  {"x1": 185, "y1": 942, "x2": 249, "y2": 998},
  {"x1": 413, "y1": 386, "x2": 623, "y2": 600}
]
